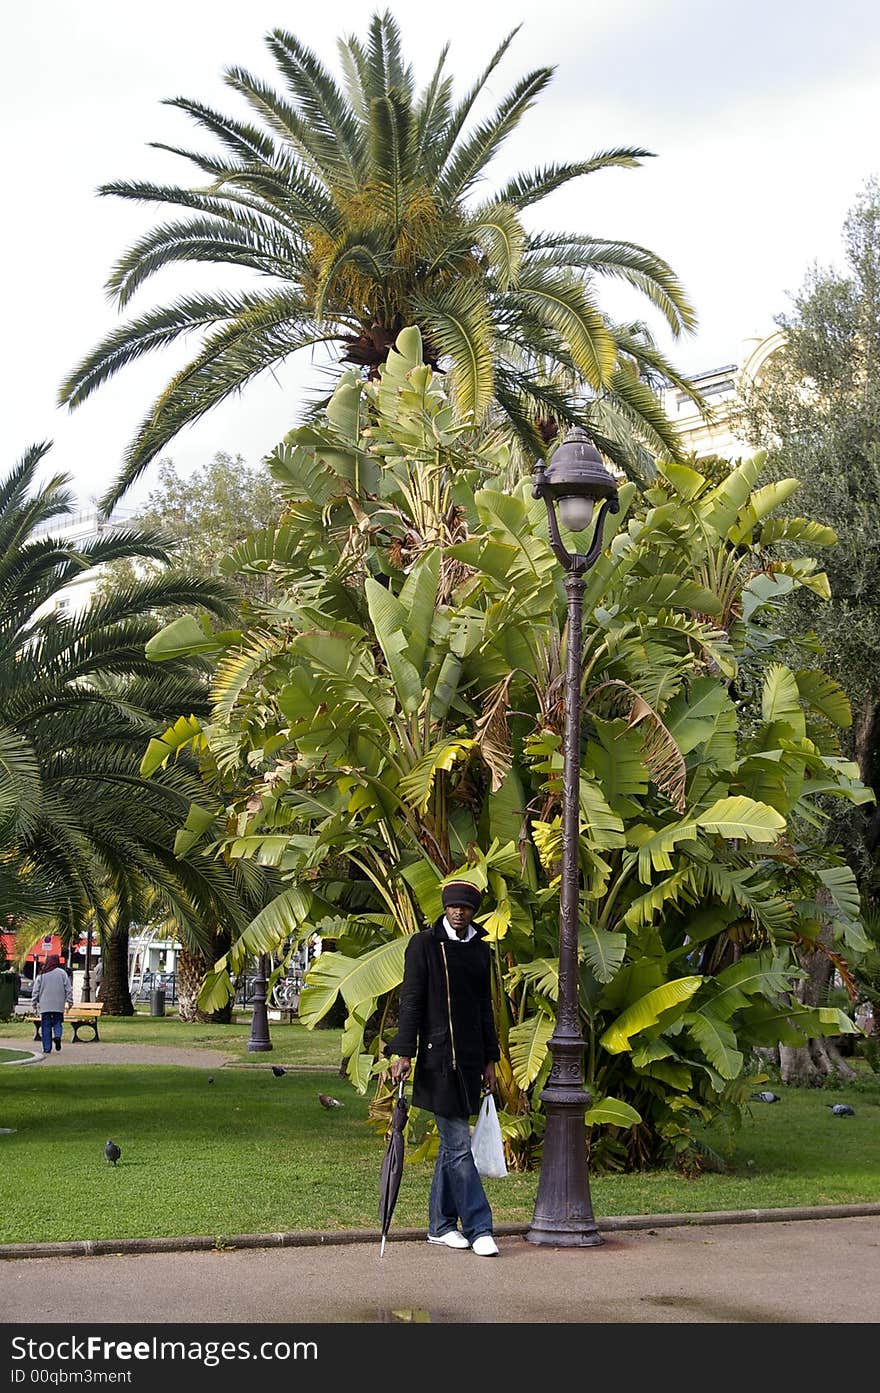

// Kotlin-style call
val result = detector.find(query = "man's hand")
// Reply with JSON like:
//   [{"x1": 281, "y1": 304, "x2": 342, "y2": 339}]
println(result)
[
  {"x1": 482, "y1": 1061, "x2": 496, "y2": 1091},
  {"x1": 390, "y1": 1056, "x2": 411, "y2": 1083}
]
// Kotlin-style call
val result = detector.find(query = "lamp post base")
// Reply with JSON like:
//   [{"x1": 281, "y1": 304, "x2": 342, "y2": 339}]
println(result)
[
  {"x1": 246, "y1": 1022, "x2": 273, "y2": 1053},
  {"x1": 246, "y1": 955, "x2": 273, "y2": 1053},
  {"x1": 525, "y1": 1079, "x2": 602, "y2": 1248}
]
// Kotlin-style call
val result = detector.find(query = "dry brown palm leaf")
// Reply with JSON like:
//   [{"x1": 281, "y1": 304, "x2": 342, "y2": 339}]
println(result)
[
  {"x1": 586, "y1": 678, "x2": 687, "y2": 811},
  {"x1": 438, "y1": 553, "x2": 476, "y2": 604},
  {"x1": 474, "y1": 676, "x2": 515, "y2": 791}
]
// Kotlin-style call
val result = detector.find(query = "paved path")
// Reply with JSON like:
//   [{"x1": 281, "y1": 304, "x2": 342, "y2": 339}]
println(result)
[
  {"x1": 2, "y1": 1216, "x2": 878, "y2": 1323},
  {"x1": 3, "y1": 1038, "x2": 878, "y2": 1326},
  {"x1": 0, "y1": 1038, "x2": 232, "y2": 1069}
]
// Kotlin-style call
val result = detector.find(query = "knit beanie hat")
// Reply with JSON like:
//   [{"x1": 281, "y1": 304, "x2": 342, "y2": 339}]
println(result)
[{"x1": 440, "y1": 880, "x2": 483, "y2": 911}]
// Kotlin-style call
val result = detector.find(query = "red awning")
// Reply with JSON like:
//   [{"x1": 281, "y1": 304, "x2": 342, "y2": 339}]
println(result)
[{"x1": 1, "y1": 932, "x2": 68, "y2": 964}]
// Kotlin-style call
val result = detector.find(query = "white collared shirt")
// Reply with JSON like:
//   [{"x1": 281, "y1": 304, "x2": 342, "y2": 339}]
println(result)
[{"x1": 442, "y1": 915, "x2": 476, "y2": 943}]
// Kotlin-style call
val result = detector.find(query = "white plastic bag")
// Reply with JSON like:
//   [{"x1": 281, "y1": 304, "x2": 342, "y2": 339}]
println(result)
[{"x1": 470, "y1": 1093, "x2": 507, "y2": 1178}]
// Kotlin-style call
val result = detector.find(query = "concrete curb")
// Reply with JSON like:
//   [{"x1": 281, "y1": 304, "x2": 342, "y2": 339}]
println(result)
[
  {"x1": 2, "y1": 1202, "x2": 878, "y2": 1262},
  {"x1": 0, "y1": 1047, "x2": 42, "y2": 1065}
]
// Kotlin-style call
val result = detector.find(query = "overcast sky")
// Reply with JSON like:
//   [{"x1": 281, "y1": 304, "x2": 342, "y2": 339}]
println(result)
[{"x1": 3, "y1": 0, "x2": 879, "y2": 508}]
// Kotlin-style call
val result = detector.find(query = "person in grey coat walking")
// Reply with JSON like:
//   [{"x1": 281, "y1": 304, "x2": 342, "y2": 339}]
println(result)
[
  {"x1": 388, "y1": 880, "x2": 501, "y2": 1256},
  {"x1": 31, "y1": 954, "x2": 73, "y2": 1055}
]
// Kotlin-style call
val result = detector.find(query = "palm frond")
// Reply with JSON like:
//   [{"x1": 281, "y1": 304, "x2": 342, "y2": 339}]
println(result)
[
  {"x1": 412, "y1": 45, "x2": 453, "y2": 160},
  {"x1": 497, "y1": 149, "x2": 653, "y2": 208},
  {"x1": 100, "y1": 314, "x2": 337, "y2": 512},
  {"x1": 410, "y1": 281, "x2": 494, "y2": 420},
  {"x1": 162, "y1": 95, "x2": 279, "y2": 164},
  {"x1": 423, "y1": 27, "x2": 522, "y2": 182},
  {"x1": 467, "y1": 202, "x2": 525, "y2": 291},
  {"x1": 527, "y1": 233, "x2": 696, "y2": 337},
  {"x1": 436, "y1": 68, "x2": 554, "y2": 203},
  {"x1": 514, "y1": 268, "x2": 617, "y2": 388},
  {"x1": 106, "y1": 218, "x2": 301, "y2": 310},
  {"x1": 267, "y1": 29, "x2": 364, "y2": 190},
  {"x1": 60, "y1": 291, "x2": 283, "y2": 408}
]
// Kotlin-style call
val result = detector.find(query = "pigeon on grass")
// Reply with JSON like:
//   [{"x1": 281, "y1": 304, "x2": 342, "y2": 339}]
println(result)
[
  {"x1": 271, "y1": 1065, "x2": 287, "y2": 1077},
  {"x1": 751, "y1": 1091, "x2": 780, "y2": 1103},
  {"x1": 318, "y1": 1093, "x2": 344, "y2": 1109},
  {"x1": 104, "y1": 1140, "x2": 121, "y2": 1166},
  {"x1": 829, "y1": 1103, "x2": 855, "y2": 1116}
]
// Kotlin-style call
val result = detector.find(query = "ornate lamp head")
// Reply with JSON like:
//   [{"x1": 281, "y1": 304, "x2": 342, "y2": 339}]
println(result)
[{"x1": 533, "y1": 428, "x2": 620, "y2": 572}]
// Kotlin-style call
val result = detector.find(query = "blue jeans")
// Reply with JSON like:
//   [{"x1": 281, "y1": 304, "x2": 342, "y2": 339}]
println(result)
[
  {"x1": 429, "y1": 1114, "x2": 493, "y2": 1243},
  {"x1": 40, "y1": 1012, "x2": 63, "y2": 1053}
]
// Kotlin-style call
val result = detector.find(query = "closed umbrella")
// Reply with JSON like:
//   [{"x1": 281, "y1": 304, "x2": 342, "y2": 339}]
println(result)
[{"x1": 378, "y1": 1082, "x2": 408, "y2": 1257}]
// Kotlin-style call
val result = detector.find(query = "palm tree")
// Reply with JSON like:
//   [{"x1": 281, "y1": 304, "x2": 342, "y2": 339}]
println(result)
[
  {"x1": 60, "y1": 10, "x2": 698, "y2": 511},
  {"x1": 0, "y1": 443, "x2": 276, "y2": 1012}
]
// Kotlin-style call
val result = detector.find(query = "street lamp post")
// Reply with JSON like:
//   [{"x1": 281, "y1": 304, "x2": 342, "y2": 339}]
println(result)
[
  {"x1": 246, "y1": 953, "x2": 273, "y2": 1053},
  {"x1": 82, "y1": 928, "x2": 93, "y2": 1003},
  {"x1": 527, "y1": 428, "x2": 619, "y2": 1247}
]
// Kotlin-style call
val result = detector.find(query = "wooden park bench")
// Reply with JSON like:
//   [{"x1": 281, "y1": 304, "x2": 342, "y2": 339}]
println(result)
[{"x1": 28, "y1": 1002, "x2": 104, "y2": 1043}]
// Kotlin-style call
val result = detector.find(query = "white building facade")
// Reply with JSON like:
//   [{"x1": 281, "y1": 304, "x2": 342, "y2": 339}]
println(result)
[{"x1": 662, "y1": 330, "x2": 786, "y2": 461}]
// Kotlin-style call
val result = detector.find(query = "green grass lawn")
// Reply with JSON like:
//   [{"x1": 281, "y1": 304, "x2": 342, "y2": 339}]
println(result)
[
  {"x1": 1, "y1": 1062, "x2": 877, "y2": 1245},
  {"x1": 1, "y1": 1014, "x2": 344, "y2": 1068}
]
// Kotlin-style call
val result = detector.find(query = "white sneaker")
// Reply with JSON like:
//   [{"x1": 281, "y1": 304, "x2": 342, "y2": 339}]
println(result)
[
  {"x1": 427, "y1": 1231, "x2": 470, "y2": 1249},
  {"x1": 471, "y1": 1235, "x2": 499, "y2": 1257}
]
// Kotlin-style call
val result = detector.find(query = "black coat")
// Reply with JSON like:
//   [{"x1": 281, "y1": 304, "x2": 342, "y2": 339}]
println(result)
[{"x1": 387, "y1": 918, "x2": 500, "y2": 1118}]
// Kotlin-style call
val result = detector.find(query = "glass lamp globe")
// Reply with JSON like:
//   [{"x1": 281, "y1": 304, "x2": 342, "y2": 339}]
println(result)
[{"x1": 557, "y1": 494, "x2": 595, "y2": 533}]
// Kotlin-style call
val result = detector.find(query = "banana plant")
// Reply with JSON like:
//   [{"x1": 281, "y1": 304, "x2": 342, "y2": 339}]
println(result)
[{"x1": 143, "y1": 329, "x2": 871, "y2": 1167}]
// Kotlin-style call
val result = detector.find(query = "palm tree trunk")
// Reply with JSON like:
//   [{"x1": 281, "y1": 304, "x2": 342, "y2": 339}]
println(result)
[
  {"x1": 177, "y1": 933, "x2": 234, "y2": 1023},
  {"x1": 100, "y1": 928, "x2": 134, "y2": 1016},
  {"x1": 855, "y1": 695, "x2": 880, "y2": 852},
  {"x1": 779, "y1": 925, "x2": 856, "y2": 1085},
  {"x1": 176, "y1": 945, "x2": 211, "y2": 1023}
]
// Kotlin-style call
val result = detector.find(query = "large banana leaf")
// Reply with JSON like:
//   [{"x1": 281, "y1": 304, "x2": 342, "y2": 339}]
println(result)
[
  {"x1": 656, "y1": 459, "x2": 706, "y2": 500},
  {"x1": 817, "y1": 863, "x2": 861, "y2": 923},
  {"x1": 814, "y1": 864, "x2": 870, "y2": 951},
  {"x1": 685, "y1": 1010, "x2": 744, "y2": 1079},
  {"x1": 229, "y1": 886, "x2": 314, "y2": 961},
  {"x1": 140, "y1": 715, "x2": 205, "y2": 776},
  {"x1": 508, "y1": 1011, "x2": 554, "y2": 1088},
  {"x1": 795, "y1": 670, "x2": 851, "y2": 728},
  {"x1": 346, "y1": 1051, "x2": 375, "y2": 1092},
  {"x1": 761, "y1": 663, "x2": 805, "y2": 736},
  {"x1": 624, "y1": 573, "x2": 722, "y2": 615},
  {"x1": 758, "y1": 516, "x2": 837, "y2": 548},
  {"x1": 398, "y1": 551, "x2": 440, "y2": 674},
  {"x1": 600, "y1": 976, "x2": 702, "y2": 1054},
  {"x1": 632, "y1": 819, "x2": 701, "y2": 883},
  {"x1": 584, "y1": 1097, "x2": 642, "y2": 1127},
  {"x1": 398, "y1": 738, "x2": 476, "y2": 813},
  {"x1": 697, "y1": 453, "x2": 762, "y2": 536},
  {"x1": 696, "y1": 795, "x2": 786, "y2": 841},
  {"x1": 623, "y1": 867, "x2": 696, "y2": 929},
  {"x1": 579, "y1": 778, "x2": 626, "y2": 849},
  {"x1": 145, "y1": 614, "x2": 241, "y2": 661},
  {"x1": 506, "y1": 958, "x2": 559, "y2": 1002},
  {"x1": 727, "y1": 478, "x2": 800, "y2": 543},
  {"x1": 586, "y1": 720, "x2": 649, "y2": 811},
  {"x1": 706, "y1": 951, "x2": 791, "y2": 1021},
  {"x1": 739, "y1": 1001, "x2": 858, "y2": 1047},
  {"x1": 298, "y1": 937, "x2": 409, "y2": 1027},
  {"x1": 173, "y1": 802, "x2": 218, "y2": 859},
  {"x1": 663, "y1": 679, "x2": 737, "y2": 759},
  {"x1": 364, "y1": 578, "x2": 423, "y2": 713},
  {"x1": 579, "y1": 924, "x2": 626, "y2": 983}
]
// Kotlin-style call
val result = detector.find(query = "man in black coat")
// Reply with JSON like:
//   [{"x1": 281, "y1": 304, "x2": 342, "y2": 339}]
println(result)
[{"x1": 388, "y1": 880, "x2": 500, "y2": 1256}]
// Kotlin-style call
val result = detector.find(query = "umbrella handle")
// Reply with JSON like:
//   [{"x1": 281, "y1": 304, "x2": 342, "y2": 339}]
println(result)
[{"x1": 397, "y1": 1080, "x2": 405, "y2": 1101}]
